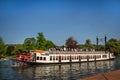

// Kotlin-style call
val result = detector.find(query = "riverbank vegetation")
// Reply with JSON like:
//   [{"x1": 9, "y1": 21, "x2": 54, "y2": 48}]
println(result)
[{"x1": 0, "y1": 32, "x2": 120, "y2": 58}]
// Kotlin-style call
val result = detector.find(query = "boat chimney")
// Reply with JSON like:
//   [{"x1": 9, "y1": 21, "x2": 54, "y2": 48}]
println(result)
[{"x1": 105, "y1": 35, "x2": 107, "y2": 53}]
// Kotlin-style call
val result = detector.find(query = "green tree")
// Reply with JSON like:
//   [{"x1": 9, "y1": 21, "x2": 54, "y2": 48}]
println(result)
[
  {"x1": 107, "y1": 38, "x2": 120, "y2": 56},
  {"x1": 66, "y1": 37, "x2": 78, "y2": 50},
  {"x1": 85, "y1": 39, "x2": 94, "y2": 51},
  {"x1": 14, "y1": 44, "x2": 24, "y2": 55},
  {"x1": 0, "y1": 37, "x2": 6, "y2": 58},
  {"x1": 46, "y1": 40, "x2": 56, "y2": 50},
  {"x1": 23, "y1": 37, "x2": 36, "y2": 51},
  {"x1": 36, "y1": 32, "x2": 47, "y2": 50},
  {"x1": 78, "y1": 44, "x2": 86, "y2": 51},
  {"x1": 6, "y1": 45, "x2": 15, "y2": 56},
  {"x1": 98, "y1": 45, "x2": 105, "y2": 51}
]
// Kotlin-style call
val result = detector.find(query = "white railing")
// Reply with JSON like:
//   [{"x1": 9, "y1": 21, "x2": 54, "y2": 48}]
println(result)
[{"x1": 48, "y1": 51, "x2": 107, "y2": 54}]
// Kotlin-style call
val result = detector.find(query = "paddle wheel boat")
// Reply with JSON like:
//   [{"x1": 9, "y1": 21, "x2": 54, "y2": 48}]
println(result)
[{"x1": 16, "y1": 50, "x2": 115, "y2": 65}]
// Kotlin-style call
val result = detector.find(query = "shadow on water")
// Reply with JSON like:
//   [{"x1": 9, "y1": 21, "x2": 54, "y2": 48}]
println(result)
[{"x1": 0, "y1": 58, "x2": 120, "y2": 80}]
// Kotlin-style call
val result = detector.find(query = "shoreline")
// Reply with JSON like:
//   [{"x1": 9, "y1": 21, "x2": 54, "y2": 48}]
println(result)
[
  {"x1": 80, "y1": 70, "x2": 120, "y2": 80},
  {"x1": 0, "y1": 57, "x2": 16, "y2": 61}
]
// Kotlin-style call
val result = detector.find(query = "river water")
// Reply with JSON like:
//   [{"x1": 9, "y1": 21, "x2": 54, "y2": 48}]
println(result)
[{"x1": 0, "y1": 58, "x2": 120, "y2": 80}]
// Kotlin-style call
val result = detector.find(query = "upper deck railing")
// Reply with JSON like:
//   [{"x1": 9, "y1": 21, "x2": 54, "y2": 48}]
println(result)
[{"x1": 48, "y1": 51, "x2": 109, "y2": 54}]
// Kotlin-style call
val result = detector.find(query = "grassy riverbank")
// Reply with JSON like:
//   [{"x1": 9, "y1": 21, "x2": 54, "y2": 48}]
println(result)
[{"x1": 0, "y1": 55, "x2": 16, "y2": 60}]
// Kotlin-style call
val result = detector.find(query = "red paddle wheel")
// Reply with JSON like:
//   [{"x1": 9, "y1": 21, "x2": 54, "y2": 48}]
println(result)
[{"x1": 17, "y1": 52, "x2": 32, "y2": 61}]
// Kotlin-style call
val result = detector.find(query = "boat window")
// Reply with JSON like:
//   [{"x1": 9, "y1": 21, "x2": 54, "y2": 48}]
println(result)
[
  {"x1": 85, "y1": 56, "x2": 87, "y2": 59},
  {"x1": 36, "y1": 57, "x2": 39, "y2": 60},
  {"x1": 56, "y1": 56, "x2": 58, "y2": 60},
  {"x1": 63, "y1": 56, "x2": 66, "y2": 60},
  {"x1": 50, "y1": 56, "x2": 52, "y2": 60},
  {"x1": 67, "y1": 56, "x2": 69, "y2": 60},
  {"x1": 75, "y1": 56, "x2": 77, "y2": 60},
  {"x1": 102, "y1": 55, "x2": 107, "y2": 58},
  {"x1": 44, "y1": 57, "x2": 46, "y2": 60},
  {"x1": 92, "y1": 56, "x2": 94, "y2": 59},
  {"x1": 62, "y1": 56, "x2": 64, "y2": 60},
  {"x1": 79, "y1": 56, "x2": 81, "y2": 60},
  {"x1": 65, "y1": 56, "x2": 66, "y2": 60},
  {"x1": 81, "y1": 56, "x2": 83, "y2": 59},
  {"x1": 81, "y1": 56, "x2": 84, "y2": 59},
  {"x1": 72, "y1": 56, "x2": 74, "y2": 60},
  {"x1": 96, "y1": 55, "x2": 101, "y2": 58},
  {"x1": 53, "y1": 56, "x2": 55, "y2": 60},
  {"x1": 81, "y1": 56, "x2": 87, "y2": 59},
  {"x1": 93, "y1": 55, "x2": 96, "y2": 58},
  {"x1": 77, "y1": 56, "x2": 79, "y2": 59},
  {"x1": 62, "y1": 56, "x2": 65, "y2": 60},
  {"x1": 89, "y1": 56, "x2": 92, "y2": 59},
  {"x1": 40, "y1": 57, "x2": 42, "y2": 60}
]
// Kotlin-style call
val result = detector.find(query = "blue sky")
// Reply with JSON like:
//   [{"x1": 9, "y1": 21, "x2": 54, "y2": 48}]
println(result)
[{"x1": 0, "y1": 0, "x2": 120, "y2": 45}]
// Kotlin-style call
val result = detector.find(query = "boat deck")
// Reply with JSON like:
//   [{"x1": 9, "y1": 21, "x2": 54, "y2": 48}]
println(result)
[
  {"x1": 49, "y1": 51, "x2": 108, "y2": 54},
  {"x1": 80, "y1": 70, "x2": 120, "y2": 80}
]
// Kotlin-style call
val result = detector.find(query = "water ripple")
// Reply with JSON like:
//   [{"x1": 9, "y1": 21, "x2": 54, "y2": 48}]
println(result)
[{"x1": 0, "y1": 58, "x2": 120, "y2": 80}]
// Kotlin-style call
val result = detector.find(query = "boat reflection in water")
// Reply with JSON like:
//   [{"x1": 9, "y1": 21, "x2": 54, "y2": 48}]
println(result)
[
  {"x1": 0, "y1": 59, "x2": 117, "y2": 80},
  {"x1": 22, "y1": 60, "x2": 114, "y2": 80}
]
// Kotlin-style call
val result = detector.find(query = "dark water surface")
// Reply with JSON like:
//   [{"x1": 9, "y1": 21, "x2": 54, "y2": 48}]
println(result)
[{"x1": 0, "y1": 58, "x2": 120, "y2": 80}]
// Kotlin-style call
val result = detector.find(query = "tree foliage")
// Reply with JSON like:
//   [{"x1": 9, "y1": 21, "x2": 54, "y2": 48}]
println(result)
[
  {"x1": 36, "y1": 32, "x2": 47, "y2": 50},
  {"x1": 1, "y1": 31, "x2": 120, "y2": 57},
  {"x1": 66, "y1": 37, "x2": 78, "y2": 50},
  {"x1": 0, "y1": 37, "x2": 6, "y2": 57},
  {"x1": 23, "y1": 37, "x2": 36, "y2": 51},
  {"x1": 14, "y1": 44, "x2": 23, "y2": 55},
  {"x1": 6, "y1": 45, "x2": 15, "y2": 55},
  {"x1": 85, "y1": 39, "x2": 94, "y2": 50},
  {"x1": 78, "y1": 39, "x2": 94, "y2": 51},
  {"x1": 78, "y1": 44, "x2": 86, "y2": 50},
  {"x1": 107, "y1": 38, "x2": 120, "y2": 56},
  {"x1": 46, "y1": 40, "x2": 56, "y2": 50}
]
